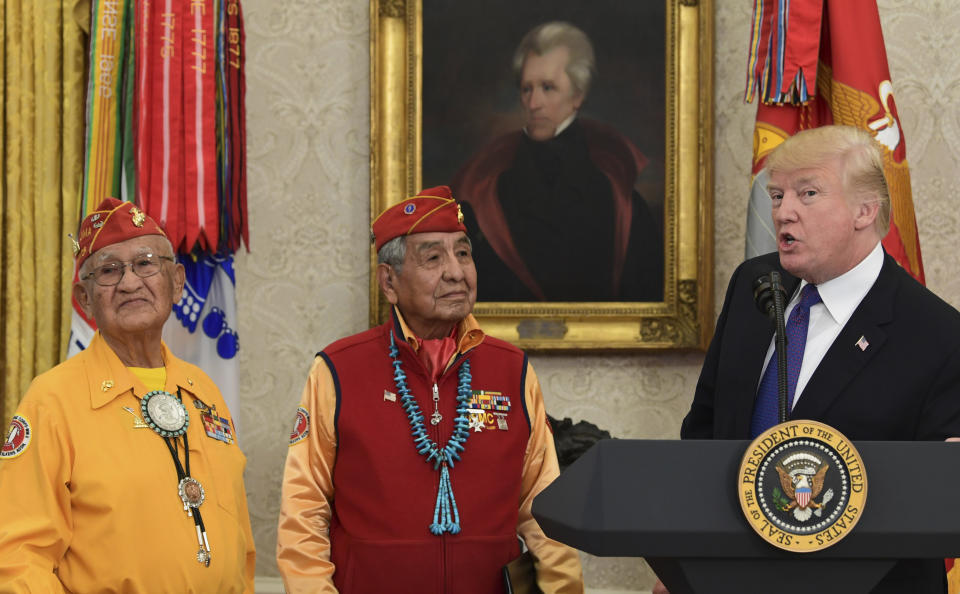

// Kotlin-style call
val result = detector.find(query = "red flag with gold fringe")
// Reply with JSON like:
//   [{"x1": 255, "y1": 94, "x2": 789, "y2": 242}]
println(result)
[{"x1": 744, "y1": 0, "x2": 924, "y2": 284}]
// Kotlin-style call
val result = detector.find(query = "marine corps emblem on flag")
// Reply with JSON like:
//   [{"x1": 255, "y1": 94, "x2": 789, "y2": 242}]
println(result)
[
  {"x1": 289, "y1": 407, "x2": 310, "y2": 446},
  {"x1": 1, "y1": 415, "x2": 32, "y2": 459},
  {"x1": 738, "y1": 420, "x2": 867, "y2": 552}
]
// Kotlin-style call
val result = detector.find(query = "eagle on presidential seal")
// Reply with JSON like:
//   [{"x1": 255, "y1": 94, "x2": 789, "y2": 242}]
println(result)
[{"x1": 774, "y1": 452, "x2": 835, "y2": 522}]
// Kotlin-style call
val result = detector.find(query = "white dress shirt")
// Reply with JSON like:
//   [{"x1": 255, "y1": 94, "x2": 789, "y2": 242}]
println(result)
[{"x1": 759, "y1": 241, "x2": 884, "y2": 409}]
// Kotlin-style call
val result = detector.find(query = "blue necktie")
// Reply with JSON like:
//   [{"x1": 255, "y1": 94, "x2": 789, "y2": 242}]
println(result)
[{"x1": 750, "y1": 284, "x2": 822, "y2": 437}]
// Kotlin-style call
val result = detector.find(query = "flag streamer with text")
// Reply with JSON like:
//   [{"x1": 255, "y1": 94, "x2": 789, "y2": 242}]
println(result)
[{"x1": 80, "y1": 0, "x2": 247, "y2": 255}]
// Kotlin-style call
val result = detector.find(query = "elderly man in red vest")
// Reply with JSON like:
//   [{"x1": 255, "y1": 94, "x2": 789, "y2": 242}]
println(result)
[{"x1": 277, "y1": 186, "x2": 583, "y2": 593}]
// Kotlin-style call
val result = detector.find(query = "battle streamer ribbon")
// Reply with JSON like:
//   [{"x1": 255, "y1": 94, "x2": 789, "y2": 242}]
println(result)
[
  {"x1": 182, "y1": 0, "x2": 219, "y2": 253},
  {"x1": 82, "y1": 0, "x2": 135, "y2": 211},
  {"x1": 225, "y1": 0, "x2": 248, "y2": 251}
]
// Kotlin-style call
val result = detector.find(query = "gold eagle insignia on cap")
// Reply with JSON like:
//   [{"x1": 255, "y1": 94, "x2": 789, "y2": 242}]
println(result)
[
  {"x1": 130, "y1": 206, "x2": 146, "y2": 228},
  {"x1": 457, "y1": 205, "x2": 464, "y2": 224}
]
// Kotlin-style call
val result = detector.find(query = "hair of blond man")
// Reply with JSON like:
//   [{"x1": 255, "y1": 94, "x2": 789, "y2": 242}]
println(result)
[
  {"x1": 512, "y1": 21, "x2": 596, "y2": 99},
  {"x1": 765, "y1": 125, "x2": 891, "y2": 235}
]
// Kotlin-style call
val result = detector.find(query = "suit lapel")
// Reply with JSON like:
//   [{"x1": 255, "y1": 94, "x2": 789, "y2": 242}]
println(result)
[{"x1": 790, "y1": 255, "x2": 897, "y2": 421}]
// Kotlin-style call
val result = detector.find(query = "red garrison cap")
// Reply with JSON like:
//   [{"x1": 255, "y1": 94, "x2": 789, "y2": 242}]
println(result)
[
  {"x1": 371, "y1": 186, "x2": 467, "y2": 251},
  {"x1": 73, "y1": 198, "x2": 168, "y2": 270}
]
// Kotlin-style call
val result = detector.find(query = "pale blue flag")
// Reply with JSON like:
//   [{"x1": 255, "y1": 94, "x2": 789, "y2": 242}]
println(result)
[{"x1": 745, "y1": 168, "x2": 777, "y2": 259}]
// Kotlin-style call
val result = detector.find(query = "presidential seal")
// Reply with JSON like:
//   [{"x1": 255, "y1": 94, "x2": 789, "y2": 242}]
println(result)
[
  {"x1": 141, "y1": 390, "x2": 189, "y2": 437},
  {"x1": 738, "y1": 420, "x2": 867, "y2": 552}
]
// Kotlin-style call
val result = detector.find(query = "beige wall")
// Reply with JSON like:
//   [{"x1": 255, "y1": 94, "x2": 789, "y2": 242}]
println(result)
[{"x1": 237, "y1": 1, "x2": 960, "y2": 589}]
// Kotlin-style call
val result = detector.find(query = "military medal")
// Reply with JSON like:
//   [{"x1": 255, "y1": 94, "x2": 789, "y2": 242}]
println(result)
[
  {"x1": 141, "y1": 390, "x2": 189, "y2": 437},
  {"x1": 468, "y1": 414, "x2": 484, "y2": 432},
  {"x1": 466, "y1": 391, "x2": 512, "y2": 431}
]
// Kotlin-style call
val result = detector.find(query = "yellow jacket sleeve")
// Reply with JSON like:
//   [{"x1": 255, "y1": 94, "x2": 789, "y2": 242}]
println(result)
[
  {"x1": 517, "y1": 363, "x2": 585, "y2": 594},
  {"x1": 276, "y1": 356, "x2": 340, "y2": 594},
  {"x1": 0, "y1": 385, "x2": 71, "y2": 592},
  {"x1": 237, "y1": 455, "x2": 257, "y2": 593}
]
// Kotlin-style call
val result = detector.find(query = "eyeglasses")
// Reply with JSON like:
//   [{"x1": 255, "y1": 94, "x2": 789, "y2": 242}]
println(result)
[{"x1": 81, "y1": 254, "x2": 176, "y2": 286}]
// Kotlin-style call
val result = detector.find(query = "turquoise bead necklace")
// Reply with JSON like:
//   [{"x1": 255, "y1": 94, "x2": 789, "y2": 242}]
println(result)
[{"x1": 389, "y1": 331, "x2": 473, "y2": 535}]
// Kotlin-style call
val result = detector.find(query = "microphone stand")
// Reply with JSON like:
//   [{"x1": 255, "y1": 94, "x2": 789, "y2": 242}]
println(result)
[{"x1": 769, "y1": 271, "x2": 788, "y2": 424}]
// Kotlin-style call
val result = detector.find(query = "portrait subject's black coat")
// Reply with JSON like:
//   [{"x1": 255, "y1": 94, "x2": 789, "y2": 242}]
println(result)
[{"x1": 454, "y1": 118, "x2": 663, "y2": 302}]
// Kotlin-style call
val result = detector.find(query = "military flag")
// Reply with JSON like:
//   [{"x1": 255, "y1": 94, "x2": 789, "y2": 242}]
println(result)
[{"x1": 162, "y1": 254, "x2": 241, "y2": 433}]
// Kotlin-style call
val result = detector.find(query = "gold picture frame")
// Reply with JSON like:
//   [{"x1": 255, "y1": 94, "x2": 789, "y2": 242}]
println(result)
[{"x1": 370, "y1": 0, "x2": 714, "y2": 350}]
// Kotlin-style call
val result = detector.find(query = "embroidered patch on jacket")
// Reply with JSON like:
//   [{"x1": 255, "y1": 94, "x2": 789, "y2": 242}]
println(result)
[
  {"x1": 289, "y1": 406, "x2": 310, "y2": 446},
  {"x1": 466, "y1": 390, "x2": 511, "y2": 432},
  {"x1": 1, "y1": 415, "x2": 32, "y2": 459}
]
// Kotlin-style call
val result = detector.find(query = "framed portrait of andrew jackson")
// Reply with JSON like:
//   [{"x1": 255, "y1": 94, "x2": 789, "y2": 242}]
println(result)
[{"x1": 370, "y1": 0, "x2": 714, "y2": 350}]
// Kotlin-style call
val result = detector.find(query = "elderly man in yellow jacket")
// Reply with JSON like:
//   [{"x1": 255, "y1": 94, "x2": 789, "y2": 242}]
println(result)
[{"x1": 0, "y1": 198, "x2": 255, "y2": 592}]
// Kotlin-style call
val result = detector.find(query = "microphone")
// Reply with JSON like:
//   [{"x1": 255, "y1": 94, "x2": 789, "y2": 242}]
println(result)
[
  {"x1": 753, "y1": 273, "x2": 787, "y2": 320},
  {"x1": 753, "y1": 271, "x2": 789, "y2": 424}
]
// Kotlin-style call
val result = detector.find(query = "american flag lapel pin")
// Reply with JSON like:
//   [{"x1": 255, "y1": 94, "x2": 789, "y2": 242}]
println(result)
[
  {"x1": 855, "y1": 335, "x2": 869, "y2": 351},
  {"x1": 384, "y1": 390, "x2": 397, "y2": 402}
]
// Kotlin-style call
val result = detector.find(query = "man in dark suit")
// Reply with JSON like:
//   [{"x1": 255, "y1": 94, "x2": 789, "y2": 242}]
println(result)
[{"x1": 680, "y1": 125, "x2": 960, "y2": 593}]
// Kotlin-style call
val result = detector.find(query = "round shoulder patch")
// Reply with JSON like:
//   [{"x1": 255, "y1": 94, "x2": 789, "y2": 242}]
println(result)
[
  {"x1": 289, "y1": 407, "x2": 310, "y2": 446},
  {"x1": 1, "y1": 415, "x2": 32, "y2": 459},
  {"x1": 738, "y1": 420, "x2": 867, "y2": 553}
]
